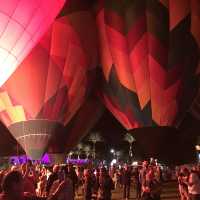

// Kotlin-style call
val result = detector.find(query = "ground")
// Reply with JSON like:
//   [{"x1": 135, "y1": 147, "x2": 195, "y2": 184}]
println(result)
[{"x1": 75, "y1": 181, "x2": 179, "y2": 200}]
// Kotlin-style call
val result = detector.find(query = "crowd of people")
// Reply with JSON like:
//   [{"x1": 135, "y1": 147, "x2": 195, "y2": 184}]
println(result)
[
  {"x1": 0, "y1": 159, "x2": 199, "y2": 200},
  {"x1": 0, "y1": 159, "x2": 165, "y2": 200}
]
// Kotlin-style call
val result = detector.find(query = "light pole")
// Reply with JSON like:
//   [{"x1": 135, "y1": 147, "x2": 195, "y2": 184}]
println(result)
[
  {"x1": 129, "y1": 144, "x2": 133, "y2": 158},
  {"x1": 124, "y1": 133, "x2": 135, "y2": 162},
  {"x1": 88, "y1": 132, "x2": 103, "y2": 160},
  {"x1": 110, "y1": 149, "x2": 116, "y2": 158},
  {"x1": 110, "y1": 149, "x2": 117, "y2": 166},
  {"x1": 93, "y1": 142, "x2": 96, "y2": 160}
]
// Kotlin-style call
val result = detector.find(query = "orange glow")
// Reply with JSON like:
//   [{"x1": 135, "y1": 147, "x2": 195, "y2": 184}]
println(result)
[{"x1": 0, "y1": 0, "x2": 65, "y2": 86}]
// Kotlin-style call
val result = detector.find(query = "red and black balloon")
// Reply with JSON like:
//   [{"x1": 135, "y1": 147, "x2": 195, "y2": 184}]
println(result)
[{"x1": 97, "y1": 0, "x2": 200, "y2": 130}]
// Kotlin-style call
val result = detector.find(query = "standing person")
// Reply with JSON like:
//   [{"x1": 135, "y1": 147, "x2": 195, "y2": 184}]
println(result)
[
  {"x1": 154, "y1": 166, "x2": 162, "y2": 183},
  {"x1": 122, "y1": 165, "x2": 132, "y2": 200},
  {"x1": 140, "y1": 161, "x2": 149, "y2": 183},
  {"x1": 98, "y1": 168, "x2": 114, "y2": 200},
  {"x1": 139, "y1": 161, "x2": 149, "y2": 197},
  {"x1": 83, "y1": 169, "x2": 94, "y2": 200},
  {"x1": 141, "y1": 168, "x2": 161, "y2": 200},
  {"x1": 134, "y1": 167, "x2": 141, "y2": 199},
  {"x1": 185, "y1": 167, "x2": 200, "y2": 200},
  {"x1": 68, "y1": 165, "x2": 78, "y2": 198},
  {"x1": 0, "y1": 170, "x2": 5, "y2": 193},
  {"x1": 0, "y1": 170, "x2": 43, "y2": 200},
  {"x1": 76, "y1": 167, "x2": 83, "y2": 196},
  {"x1": 93, "y1": 168, "x2": 100, "y2": 196},
  {"x1": 46, "y1": 165, "x2": 59, "y2": 196},
  {"x1": 21, "y1": 162, "x2": 37, "y2": 195},
  {"x1": 112, "y1": 171, "x2": 118, "y2": 189},
  {"x1": 0, "y1": 171, "x2": 25, "y2": 200},
  {"x1": 48, "y1": 167, "x2": 74, "y2": 200},
  {"x1": 37, "y1": 172, "x2": 47, "y2": 197},
  {"x1": 119, "y1": 168, "x2": 123, "y2": 188},
  {"x1": 178, "y1": 167, "x2": 189, "y2": 200}
]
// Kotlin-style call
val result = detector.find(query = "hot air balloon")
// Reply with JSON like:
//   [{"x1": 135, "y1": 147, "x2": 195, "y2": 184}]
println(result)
[
  {"x1": 48, "y1": 96, "x2": 104, "y2": 155},
  {"x1": 0, "y1": 0, "x2": 98, "y2": 160},
  {"x1": 0, "y1": 96, "x2": 103, "y2": 159},
  {"x1": 97, "y1": 0, "x2": 200, "y2": 130},
  {"x1": 0, "y1": 0, "x2": 65, "y2": 87},
  {"x1": 0, "y1": 121, "x2": 24, "y2": 157}
]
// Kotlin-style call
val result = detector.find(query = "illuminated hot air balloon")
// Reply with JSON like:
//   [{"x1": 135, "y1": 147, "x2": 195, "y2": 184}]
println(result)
[
  {"x1": 97, "y1": 0, "x2": 200, "y2": 130},
  {"x1": 0, "y1": 0, "x2": 65, "y2": 87},
  {"x1": 0, "y1": 0, "x2": 98, "y2": 160},
  {"x1": 0, "y1": 96, "x2": 103, "y2": 159},
  {"x1": 0, "y1": 121, "x2": 24, "y2": 156},
  {"x1": 48, "y1": 96, "x2": 104, "y2": 155}
]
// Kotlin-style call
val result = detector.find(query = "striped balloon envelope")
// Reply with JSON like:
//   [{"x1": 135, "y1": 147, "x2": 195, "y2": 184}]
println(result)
[{"x1": 0, "y1": 0, "x2": 98, "y2": 160}]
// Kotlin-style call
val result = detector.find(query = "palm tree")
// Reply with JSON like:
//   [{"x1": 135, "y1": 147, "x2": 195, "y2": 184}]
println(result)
[
  {"x1": 83, "y1": 145, "x2": 91, "y2": 159},
  {"x1": 76, "y1": 143, "x2": 83, "y2": 159},
  {"x1": 88, "y1": 132, "x2": 103, "y2": 159},
  {"x1": 124, "y1": 133, "x2": 135, "y2": 159},
  {"x1": 67, "y1": 151, "x2": 73, "y2": 159},
  {"x1": 116, "y1": 150, "x2": 122, "y2": 161}
]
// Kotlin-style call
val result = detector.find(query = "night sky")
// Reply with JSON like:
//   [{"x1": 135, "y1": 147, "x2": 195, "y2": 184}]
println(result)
[
  {"x1": 0, "y1": 105, "x2": 199, "y2": 165},
  {"x1": 77, "y1": 106, "x2": 198, "y2": 165}
]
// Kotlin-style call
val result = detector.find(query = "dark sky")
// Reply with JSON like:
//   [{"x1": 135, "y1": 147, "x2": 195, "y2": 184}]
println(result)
[
  {"x1": 0, "y1": 105, "x2": 199, "y2": 165},
  {"x1": 86, "y1": 109, "x2": 199, "y2": 165}
]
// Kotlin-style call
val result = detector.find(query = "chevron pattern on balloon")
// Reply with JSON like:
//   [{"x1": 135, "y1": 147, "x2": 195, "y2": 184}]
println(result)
[{"x1": 98, "y1": 0, "x2": 200, "y2": 130}]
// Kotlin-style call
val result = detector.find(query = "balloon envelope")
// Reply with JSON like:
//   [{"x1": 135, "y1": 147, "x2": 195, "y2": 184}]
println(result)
[
  {"x1": 0, "y1": 121, "x2": 24, "y2": 156},
  {"x1": 0, "y1": 0, "x2": 65, "y2": 86},
  {"x1": 48, "y1": 96, "x2": 104, "y2": 154},
  {"x1": 97, "y1": 0, "x2": 200, "y2": 130},
  {"x1": 0, "y1": 0, "x2": 98, "y2": 159}
]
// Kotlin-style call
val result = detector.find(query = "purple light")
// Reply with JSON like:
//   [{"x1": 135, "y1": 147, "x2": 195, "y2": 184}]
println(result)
[
  {"x1": 42, "y1": 153, "x2": 50, "y2": 164},
  {"x1": 66, "y1": 159, "x2": 90, "y2": 165},
  {"x1": 9, "y1": 153, "x2": 50, "y2": 164},
  {"x1": 9, "y1": 154, "x2": 91, "y2": 165}
]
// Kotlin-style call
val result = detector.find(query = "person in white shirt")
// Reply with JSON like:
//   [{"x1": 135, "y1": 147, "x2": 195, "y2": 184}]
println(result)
[{"x1": 186, "y1": 167, "x2": 200, "y2": 200}]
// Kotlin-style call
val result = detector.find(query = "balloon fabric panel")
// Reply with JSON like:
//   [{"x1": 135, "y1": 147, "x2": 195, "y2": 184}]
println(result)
[
  {"x1": 0, "y1": 0, "x2": 98, "y2": 159},
  {"x1": 0, "y1": 0, "x2": 65, "y2": 87},
  {"x1": 98, "y1": 0, "x2": 199, "y2": 129}
]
